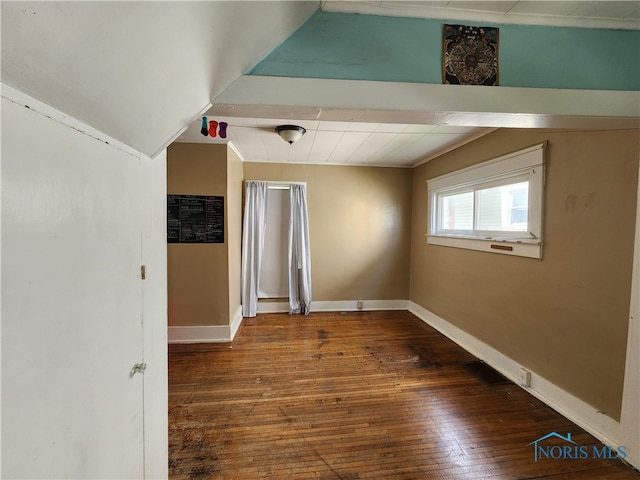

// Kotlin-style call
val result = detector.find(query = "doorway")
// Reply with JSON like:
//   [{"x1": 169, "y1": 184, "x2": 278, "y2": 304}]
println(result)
[{"x1": 241, "y1": 181, "x2": 312, "y2": 317}]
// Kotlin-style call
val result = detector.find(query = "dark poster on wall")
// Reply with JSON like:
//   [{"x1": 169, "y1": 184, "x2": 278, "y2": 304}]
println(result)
[{"x1": 167, "y1": 195, "x2": 224, "y2": 243}]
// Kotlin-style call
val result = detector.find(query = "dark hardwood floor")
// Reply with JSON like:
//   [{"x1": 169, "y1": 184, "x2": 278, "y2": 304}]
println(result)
[{"x1": 169, "y1": 310, "x2": 639, "y2": 479}]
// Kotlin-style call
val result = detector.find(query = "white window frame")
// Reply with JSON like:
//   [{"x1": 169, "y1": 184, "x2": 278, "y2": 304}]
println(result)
[{"x1": 427, "y1": 143, "x2": 546, "y2": 259}]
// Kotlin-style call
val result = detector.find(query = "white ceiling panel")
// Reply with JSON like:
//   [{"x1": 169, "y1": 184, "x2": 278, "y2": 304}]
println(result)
[
  {"x1": 510, "y1": 1, "x2": 640, "y2": 19},
  {"x1": 345, "y1": 122, "x2": 381, "y2": 132},
  {"x1": 509, "y1": 1, "x2": 589, "y2": 17},
  {"x1": 365, "y1": 133, "x2": 425, "y2": 166},
  {"x1": 347, "y1": 132, "x2": 398, "y2": 165},
  {"x1": 328, "y1": 131, "x2": 372, "y2": 164},
  {"x1": 373, "y1": 123, "x2": 411, "y2": 133},
  {"x1": 323, "y1": 0, "x2": 640, "y2": 29},
  {"x1": 307, "y1": 130, "x2": 346, "y2": 164},
  {"x1": 569, "y1": 1, "x2": 639, "y2": 19},
  {"x1": 446, "y1": 1, "x2": 519, "y2": 15},
  {"x1": 176, "y1": 114, "x2": 493, "y2": 167},
  {"x1": 401, "y1": 124, "x2": 440, "y2": 134}
]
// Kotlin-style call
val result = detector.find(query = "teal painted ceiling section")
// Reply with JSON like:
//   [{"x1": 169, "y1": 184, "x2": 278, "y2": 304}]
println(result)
[{"x1": 249, "y1": 11, "x2": 640, "y2": 91}]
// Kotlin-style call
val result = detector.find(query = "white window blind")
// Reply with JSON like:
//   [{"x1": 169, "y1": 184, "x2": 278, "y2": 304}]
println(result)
[{"x1": 427, "y1": 143, "x2": 546, "y2": 259}]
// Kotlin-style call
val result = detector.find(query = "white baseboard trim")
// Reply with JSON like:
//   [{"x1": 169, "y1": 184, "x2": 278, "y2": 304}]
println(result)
[
  {"x1": 256, "y1": 299, "x2": 408, "y2": 314},
  {"x1": 314, "y1": 299, "x2": 408, "y2": 312},
  {"x1": 168, "y1": 325, "x2": 231, "y2": 343},
  {"x1": 168, "y1": 306, "x2": 245, "y2": 344},
  {"x1": 167, "y1": 299, "x2": 407, "y2": 340},
  {"x1": 408, "y1": 301, "x2": 625, "y2": 456},
  {"x1": 230, "y1": 305, "x2": 243, "y2": 341}
]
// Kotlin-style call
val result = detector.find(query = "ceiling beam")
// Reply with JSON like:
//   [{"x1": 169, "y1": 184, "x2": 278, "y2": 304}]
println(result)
[{"x1": 213, "y1": 76, "x2": 640, "y2": 131}]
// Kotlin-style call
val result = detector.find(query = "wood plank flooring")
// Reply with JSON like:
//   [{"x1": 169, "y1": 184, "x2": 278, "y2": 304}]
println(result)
[{"x1": 169, "y1": 311, "x2": 639, "y2": 479}]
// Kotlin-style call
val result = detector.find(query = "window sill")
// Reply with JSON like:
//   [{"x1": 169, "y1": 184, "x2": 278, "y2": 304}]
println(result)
[{"x1": 426, "y1": 234, "x2": 542, "y2": 259}]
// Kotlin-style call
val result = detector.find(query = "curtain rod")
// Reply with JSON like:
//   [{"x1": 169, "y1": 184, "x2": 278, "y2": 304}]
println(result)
[{"x1": 245, "y1": 180, "x2": 307, "y2": 189}]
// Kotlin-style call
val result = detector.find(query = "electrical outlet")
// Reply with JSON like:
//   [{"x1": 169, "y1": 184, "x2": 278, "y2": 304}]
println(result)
[
  {"x1": 356, "y1": 300, "x2": 364, "y2": 310},
  {"x1": 519, "y1": 367, "x2": 532, "y2": 387}
]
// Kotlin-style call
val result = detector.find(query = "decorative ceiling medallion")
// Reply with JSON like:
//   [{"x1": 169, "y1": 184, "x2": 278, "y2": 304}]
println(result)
[{"x1": 443, "y1": 24, "x2": 499, "y2": 86}]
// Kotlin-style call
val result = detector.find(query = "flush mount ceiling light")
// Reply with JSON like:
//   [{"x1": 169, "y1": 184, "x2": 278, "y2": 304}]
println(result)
[{"x1": 275, "y1": 125, "x2": 306, "y2": 145}]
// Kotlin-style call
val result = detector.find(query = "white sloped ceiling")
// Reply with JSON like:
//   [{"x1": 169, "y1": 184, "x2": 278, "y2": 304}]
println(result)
[{"x1": 1, "y1": 1, "x2": 318, "y2": 157}]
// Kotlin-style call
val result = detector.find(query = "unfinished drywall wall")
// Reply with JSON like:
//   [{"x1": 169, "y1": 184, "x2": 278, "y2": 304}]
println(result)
[
  {"x1": 410, "y1": 128, "x2": 639, "y2": 420},
  {"x1": 243, "y1": 162, "x2": 413, "y2": 303}
]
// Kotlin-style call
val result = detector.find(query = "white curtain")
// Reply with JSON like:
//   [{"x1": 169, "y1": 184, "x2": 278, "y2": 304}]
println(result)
[
  {"x1": 288, "y1": 184, "x2": 312, "y2": 315},
  {"x1": 241, "y1": 181, "x2": 269, "y2": 317}
]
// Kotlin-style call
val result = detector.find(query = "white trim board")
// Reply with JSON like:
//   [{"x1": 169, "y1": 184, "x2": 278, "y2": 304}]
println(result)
[
  {"x1": 2, "y1": 83, "x2": 145, "y2": 160},
  {"x1": 407, "y1": 301, "x2": 638, "y2": 470},
  {"x1": 168, "y1": 325, "x2": 234, "y2": 344},
  {"x1": 168, "y1": 307, "x2": 244, "y2": 344},
  {"x1": 216, "y1": 76, "x2": 640, "y2": 127},
  {"x1": 321, "y1": 2, "x2": 640, "y2": 31},
  {"x1": 619, "y1": 154, "x2": 640, "y2": 469},
  {"x1": 257, "y1": 299, "x2": 408, "y2": 314},
  {"x1": 229, "y1": 305, "x2": 244, "y2": 340},
  {"x1": 168, "y1": 300, "x2": 407, "y2": 342}
]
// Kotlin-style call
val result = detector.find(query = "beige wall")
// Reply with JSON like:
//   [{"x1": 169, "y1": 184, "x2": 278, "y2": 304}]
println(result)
[
  {"x1": 168, "y1": 131, "x2": 638, "y2": 421},
  {"x1": 243, "y1": 163, "x2": 413, "y2": 302},
  {"x1": 410, "y1": 128, "x2": 639, "y2": 420},
  {"x1": 167, "y1": 143, "x2": 230, "y2": 326},
  {"x1": 227, "y1": 146, "x2": 244, "y2": 321}
]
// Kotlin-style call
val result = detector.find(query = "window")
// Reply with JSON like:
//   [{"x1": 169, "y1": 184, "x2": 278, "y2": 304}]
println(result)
[{"x1": 427, "y1": 143, "x2": 546, "y2": 258}]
